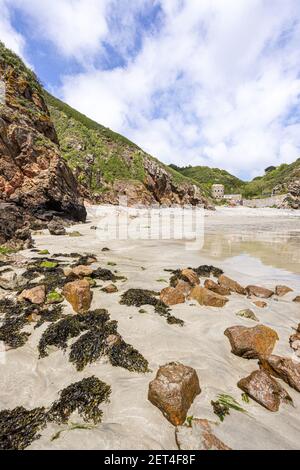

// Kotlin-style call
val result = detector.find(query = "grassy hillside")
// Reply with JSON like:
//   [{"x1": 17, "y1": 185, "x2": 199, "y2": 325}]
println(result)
[
  {"x1": 45, "y1": 92, "x2": 200, "y2": 194},
  {"x1": 170, "y1": 164, "x2": 245, "y2": 194},
  {"x1": 241, "y1": 160, "x2": 300, "y2": 198}
]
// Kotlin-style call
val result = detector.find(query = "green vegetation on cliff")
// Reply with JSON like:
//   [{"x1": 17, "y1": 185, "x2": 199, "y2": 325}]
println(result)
[
  {"x1": 170, "y1": 164, "x2": 245, "y2": 194},
  {"x1": 241, "y1": 160, "x2": 300, "y2": 198}
]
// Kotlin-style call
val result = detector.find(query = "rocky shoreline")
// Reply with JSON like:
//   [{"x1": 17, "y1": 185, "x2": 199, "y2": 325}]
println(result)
[{"x1": 0, "y1": 211, "x2": 300, "y2": 450}]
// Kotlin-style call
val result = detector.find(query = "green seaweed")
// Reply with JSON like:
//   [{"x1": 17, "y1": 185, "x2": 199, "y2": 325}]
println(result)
[
  {"x1": 40, "y1": 261, "x2": 58, "y2": 269},
  {"x1": 48, "y1": 376, "x2": 111, "y2": 425},
  {"x1": 212, "y1": 394, "x2": 246, "y2": 422}
]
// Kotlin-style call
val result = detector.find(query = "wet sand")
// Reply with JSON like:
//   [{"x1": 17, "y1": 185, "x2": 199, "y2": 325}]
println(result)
[{"x1": 1, "y1": 207, "x2": 300, "y2": 450}]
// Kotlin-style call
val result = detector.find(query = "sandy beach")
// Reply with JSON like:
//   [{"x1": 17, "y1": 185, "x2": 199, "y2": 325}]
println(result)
[{"x1": 1, "y1": 207, "x2": 300, "y2": 450}]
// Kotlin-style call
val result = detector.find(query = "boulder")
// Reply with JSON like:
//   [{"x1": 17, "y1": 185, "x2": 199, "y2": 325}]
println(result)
[
  {"x1": 148, "y1": 362, "x2": 201, "y2": 426},
  {"x1": 275, "y1": 286, "x2": 293, "y2": 297},
  {"x1": 0, "y1": 203, "x2": 32, "y2": 249},
  {"x1": 102, "y1": 284, "x2": 118, "y2": 294},
  {"x1": 64, "y1": 265, "x2": 94, "y2": 278},
  {"x1": 237, "y1": 370, "x2": 293, "y2": 412},
  {"x1": 19, "y1": 285, "x2": 46, "y2": 305},
  {"x1": 253, "y1": 300, "x2": 268, "y2": 308},
  {"x1": 48, "y1": 220, "x2": 66, "y2": 236},
  {"x1": 176, "y1": 419, "x2": 231, "y2": 451},
  {"x1": 259, "y1": 355, "x2": 300, "y2": 392},
  {"x1": 160, "y1": 287, "x2": 185, "y2": 306},
  {"x1": 189, "y1": 286, "x2": 228, "y2": 308},
  {"x1": 0, "y1": 270, "x2": 26, "y2": 290},
  {"x1": 63, "y1": 279, "x2": 93, "y2": 314},
  {"x1": 224, "y1": 325, "x2": 279, "y2": 359},
  {"x1": 246, "y1": 285, "x2": 274, "y2": 299},
  {"x1": 236, "y1": 309, "x2": 259, "y2": 322},
  {"x1": 218, "y1": 275, "x2": 246, "y2": 295},
  {"x1": 293, "y1": 296, "x2": 300, "y2": 303},
  {"x1": 174, "y1": 280, "x2": 192, "y2": 297},
  {"x1": 290, "y1": 325, "x2": 300, "y2": 357},
  {"x1": 204, "y1": 279, "x2": 231, "y2": 296},
  {"x1": 181, "y1": 269, "x2": 200, "y2": 286}
]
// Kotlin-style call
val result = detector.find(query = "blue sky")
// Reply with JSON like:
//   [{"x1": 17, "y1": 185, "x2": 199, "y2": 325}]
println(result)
[{"x1": 1, "y1": 0, "x2": 300, "y2": 180}]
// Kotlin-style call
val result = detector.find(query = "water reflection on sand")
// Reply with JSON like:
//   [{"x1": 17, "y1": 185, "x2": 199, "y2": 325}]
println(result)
[{"x1": 202, "y1": 220, "x2": 300, "y2": 274}]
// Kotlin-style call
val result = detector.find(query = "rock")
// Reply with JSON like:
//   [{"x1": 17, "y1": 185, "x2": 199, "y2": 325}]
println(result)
[
  {"x1": 0, "y1": 203, "x2": 32, "y2": 249},
  {"x1": 19, "y1": 285, "x2": 46, "y2": 305},
  {"x1": 175, "y1": 419, "x2": 231, "y2": 451},
  {"x1": 293, "y1": 296, "x2": 300, "y2": 303},
  {"x1": 237, "y1": 370, "x2": 293, "y2": 412},
  {"x1": 259, "y1": 355, "x2": 300, "y2": 392},
  {"x1": 0, "y1": 270, "x2": 26, "y2": 290},
  {"x1": 181, "y1": 269, "x2": 200, "y2": 286},
  {"x1": 275, "y1": 285, "x2": 293, "y2": 297},
  {"x1": 246, "y1": 285, "x2": 274, "y2": 299},
  {"x1": 63, "y1": 279, "x2": 93, "y2": 314},
  {"x1": 189, "y1": 286, "x2": 228, "y2": 308},
  {"x1": 64, "y1": 265, "x2": 94, "y2": 278},
  {"x1": 253, "y1": 300, "x2": 268, "y2": 308},
  {"x1": 48, "y1": 220, "x2": 66, "y2": 236},
  {"x1": 27, "y1": 312, "x2": 41, "y2": 323},
  {"x1": 148, "y1": 362, "x2": 201, "y2": 426},
  {"x1": 174, "y1": 280, "x2": 192, "y2": 297},
  {"x1": 289, "y1": 324, "x2": 300, "y2": 357},
  {"x1": 160, "y1": 287, "x2": 185, "y2": 306},
  {"x1": 204, "y1": 279, "x2": 231, "y2": 296},
  {"x1": 218, "y1": 275, "x2": 246, "y2": 295},
  {"x1": 224, "y1": 325, "x2": 279, "y2": 359},
  {"x1": 0, "y1": 44, "x2": 86, "y2": 224},
  {"x1": 102, "y1": 284, "x2": 118, "y2": 294},
  {"x1": 236, "y1": 309, "x2": 259, "y2": 322}
]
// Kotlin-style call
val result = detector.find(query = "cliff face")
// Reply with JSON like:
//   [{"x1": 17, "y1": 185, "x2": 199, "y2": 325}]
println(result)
[
  {"x1": 0, "y1": 43, "x2": 86, "y2": 232},
  {"x1": 46, "y1": 93, "x2": 211, "y2": 208}
]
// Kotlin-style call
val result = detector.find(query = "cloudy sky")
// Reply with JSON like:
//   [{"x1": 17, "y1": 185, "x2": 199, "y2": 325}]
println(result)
[{"x1": 1, "y1": 0, "x2": 300, "y2": 180}]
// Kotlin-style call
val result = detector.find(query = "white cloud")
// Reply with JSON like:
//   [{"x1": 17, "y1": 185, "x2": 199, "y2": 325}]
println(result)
[
  {"x1": 0, "y1": 0, "x2": 25, "y2": 57},
  {"x1": 1, "y1": 0, "x2": 300, "y2": 178}
]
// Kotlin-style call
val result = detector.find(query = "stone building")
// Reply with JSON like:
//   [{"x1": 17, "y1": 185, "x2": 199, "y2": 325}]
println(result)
[{"x1": 211, "y1": 184, "x2": 224, "y2": 199}]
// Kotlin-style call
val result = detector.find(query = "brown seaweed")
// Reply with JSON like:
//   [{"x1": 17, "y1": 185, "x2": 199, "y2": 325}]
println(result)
[{"x1": 48, "y1": 376, "x2": 111, "y2": 425}]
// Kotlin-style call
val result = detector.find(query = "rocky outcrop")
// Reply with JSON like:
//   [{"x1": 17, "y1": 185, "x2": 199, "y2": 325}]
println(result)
[
  {"x1": 237, "y1": 370, "x2": 293, "y2": 412},
  {"x1": 148, "y1": 362, "x2": 201, "y2": 426},
  {"x1": 0, "y1": 202, "x2": 32, "y2": 248},
  {"x1": 224, "y1": 325, "x2": 278, "y2": 359},
  {"x1": 0, "y1": 42, "x2": 86, "y2": 245},
  {"x1": 281, "y1": 180, "x2": 300, "y2": 209},
  {"x1": 176, "y1": 419, "x2": 231, "y2": 451}
]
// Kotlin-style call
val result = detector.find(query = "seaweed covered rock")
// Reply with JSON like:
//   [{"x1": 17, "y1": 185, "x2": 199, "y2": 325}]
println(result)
[
  {"x1": 0, "y1": 406, "x2": 47, "y2": 450},
  {"x1": 194, "y1": 265, "x2": 224, "y2": 278},
  {"x1": 189, "y1": 286, "x2": 228, "y2": 308},
  {"x1": 63, "y1": 279, "x2": 93, "y2": 314},
  {"x1": 176, "y1": 419, "x2": 231, "y2": 451},
  {"x1": 218, "y1": 275, "x2": 246, "y2": 295},
  {"x1": 259, "y1": 355, "x2": 300, "y2": 392},
  {"x1": 236, "y1": 309, "x2": 259, "y2": 322},
  {"x1": 148, "y1": 362, "x2": 201, "y2": 426},
  {"x1": 246, "y1": 285, "x2": 274, "y2": 299},
  {"x1": 224, "y1": 325, "x2": 278, "y2": 359},
  {"x1": 237, "y1": 370, "x2": 293, "y2": 412},
  {"x1": 48, "y1": 376, "x2": 111, "y2": 425},
  {"x1": 120, "y1": 289, "x2": 184, "y2": 326}
]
